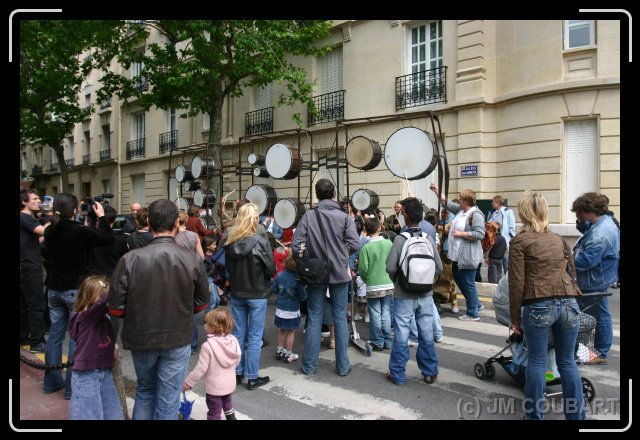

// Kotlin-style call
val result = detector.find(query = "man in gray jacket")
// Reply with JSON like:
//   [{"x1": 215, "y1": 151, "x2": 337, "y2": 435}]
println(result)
[
  {"x1": 108, "y1": 199, "x2": 209, "y2": 419},
  {"x1": 385, "y1": 197, "x2": 442, "y2": 385},
  {"x1": 292, "y1": 179, "x2": 360, "y2": 376}
]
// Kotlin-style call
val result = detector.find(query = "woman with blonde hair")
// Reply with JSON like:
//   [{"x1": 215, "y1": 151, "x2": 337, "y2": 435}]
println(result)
[
  {"x1": 508, "y1": 190, "x2": 584, "y2": 420},
  {"x1": 223, "y1": 203, "x2": 276, "y2": 390}
]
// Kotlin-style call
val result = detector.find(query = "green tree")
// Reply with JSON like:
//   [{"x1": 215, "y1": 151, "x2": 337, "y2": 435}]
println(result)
[
  {"x1": 20, "y1": 20, "x2": 123, "y2": 193},
  {"x1": 97, "y1": 20, "x2": 332, "y2": 196}
]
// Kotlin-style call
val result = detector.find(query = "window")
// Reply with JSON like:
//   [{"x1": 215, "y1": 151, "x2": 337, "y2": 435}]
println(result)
[
  {"x1": 67, "y1": 137, "x2": 74, "y2": 160},
  {"x1": 565, "y1": 119, "x2": 598, "y2": 222},
  {"x1": 82, "y1": 182, "x2": 91, "y2": 199},
  {"x1": 68, "y1": 183, "x2": 74, "y2": 196},
  {"x1": 202, "y1": 112, "x2": 210, "y2": 131},
  {"x1": 102, "y1": 179, "x2": 111, "y2": 195},
  {"x1": 256, "y1": 83, "x2": 273, "y2": 110},
  {"x1": 132, "y1": 174, "x2": 145, "y2": 206},
  {"x1": 319, "y1": 46, "x2": 343, "y2": 94},
  {"x1": 167, "y1": 107, "x2": 177, "y2": 132},
  {"x1": 564, "y1": 20, "x2": 595, "y2": 49},
  {"x1": 84, "y1": 130, "x2": 90, "y2": 155},
  {"x1": 102, "y1": 124, "x2": 110, "y2": 151},
  {"x1": 132, "y1": 113, "x2": 145, "y2": 140},
  {"x1": 409, "y1": 21, "x2": 443, "y2": 74}
]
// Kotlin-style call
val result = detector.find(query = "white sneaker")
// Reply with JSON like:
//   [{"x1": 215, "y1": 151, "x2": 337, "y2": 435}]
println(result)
[
  {"x1": 478, "y1": 304, "x2": 485, "y2": 311},
  {"x1": 458, "y1": 315, "x2": 480, "y2": 322},
  {"x1": 451, "y1": 306, "x2": 459, "y2": 314},
  {"x1": 354, "y1": 314, "x2": 363, "y2": 321},
  {"x1": 285, "y1": 353, "x2": 299, "y2": 363},
  {"x1": 321, "y1": 331, "x2": 330, "y2": 337},
  {"x1": 434, "y1": 336, "x2": 444, "y2": 343},
  {"x1": 364, "y1": 315, "x2": 370, "y2": 323},
  {"x1": 408, "y1": 340, "x2": 419, "y2": 347}
]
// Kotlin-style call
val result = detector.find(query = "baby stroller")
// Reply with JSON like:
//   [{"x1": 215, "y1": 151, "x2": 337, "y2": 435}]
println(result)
[{"x1": 473, "y1": 274, "x2": 607, "y2": 402}]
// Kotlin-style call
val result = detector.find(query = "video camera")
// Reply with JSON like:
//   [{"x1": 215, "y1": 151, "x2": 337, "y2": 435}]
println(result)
[{"x1": 81, "y1": 193, "x2": 114, "y2": 216}]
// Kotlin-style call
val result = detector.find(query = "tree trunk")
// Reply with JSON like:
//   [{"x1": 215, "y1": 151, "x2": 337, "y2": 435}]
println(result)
[
  {"x1": 207, "y1": 84, "x2": 225, "y2": 226},
  {"x1": 52, "y1": 144, "x2": 69, "y2": 193}
]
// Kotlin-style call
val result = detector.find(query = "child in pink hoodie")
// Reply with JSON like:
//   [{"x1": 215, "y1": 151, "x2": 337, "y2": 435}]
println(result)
[{"x1": 183, "y1": 309, "x2": 241, "y2": 420}]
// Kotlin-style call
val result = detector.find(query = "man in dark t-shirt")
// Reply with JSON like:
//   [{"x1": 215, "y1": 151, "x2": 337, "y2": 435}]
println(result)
[{"x1": 19, "y1": 189, "x2": 48, "y2": 352}]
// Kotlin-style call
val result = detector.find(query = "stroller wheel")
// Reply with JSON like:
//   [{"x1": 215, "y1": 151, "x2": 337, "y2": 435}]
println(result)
[
  {"x1": 485, "y1": 363, "x2": 496, "y2": 379},
  {"x1": 582, "y1": 377, "x2": 597, "y2": 402},
  {"x1": 474, "y1": 363, "x2": 487, "y2": 380}
]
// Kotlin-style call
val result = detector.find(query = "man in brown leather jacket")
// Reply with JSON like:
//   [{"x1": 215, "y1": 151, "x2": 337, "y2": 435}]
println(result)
[{"x1": 108, "y1": 199, "x2": 209, "y2": 420}]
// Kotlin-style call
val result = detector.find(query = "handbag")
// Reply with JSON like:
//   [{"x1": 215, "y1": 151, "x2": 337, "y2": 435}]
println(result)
[{"x1": 296, "y1": 209, "x2": 331, "y2": 287}]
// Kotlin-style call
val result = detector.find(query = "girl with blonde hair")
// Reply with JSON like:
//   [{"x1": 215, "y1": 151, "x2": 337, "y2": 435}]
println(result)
[
  {"x1": 509, "y1": 190, "x2": 584, "y2": 420},
  {"x1": 223, "y1": 203, "x2": 276, "y2": 390}
]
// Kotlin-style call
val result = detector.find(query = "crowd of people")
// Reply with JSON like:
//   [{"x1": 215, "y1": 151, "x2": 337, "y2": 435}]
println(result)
[{"x1": 19, "y1": 180, "x2": 619, "y2": 420}]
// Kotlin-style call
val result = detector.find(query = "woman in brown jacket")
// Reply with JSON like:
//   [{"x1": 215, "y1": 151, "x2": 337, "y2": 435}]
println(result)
[{"x1": 508, "y1": 190, "x2": 584, "y2": 420}]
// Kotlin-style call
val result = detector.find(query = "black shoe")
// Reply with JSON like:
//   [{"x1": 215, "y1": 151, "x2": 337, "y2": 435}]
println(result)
[
  {"x1": 261, "y1": 337, "x2": 269, "y2": 348},
  {"x1": 338, "y1": 367, "x2": 352, "y2": 377},
  {"x1": 246, "y1": 376, "x2": 270, "y2": 390},
  {"x1": 236, "y1": 374, "x2": 244, "y2": 385},
  {"x1": 29, "y1": 342, "x2": 46, "y2": 353},
  {"x1": 370, "y1": 344, "x2": 384, "y2": 352},
  {"x1": 224, "y1": 410, "x2": 237, "y2": 420}
]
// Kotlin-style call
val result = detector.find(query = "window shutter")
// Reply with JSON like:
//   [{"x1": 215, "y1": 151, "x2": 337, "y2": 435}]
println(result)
[
  {"x1": 319, "y1": 47, "x2": 343, "y2": 94},
  {"x1": 565, "y1": 120, "x2": 598, "y2": 222},
  {"x1": 256, "y1": 83, "x2": 273, "y2": 110}
]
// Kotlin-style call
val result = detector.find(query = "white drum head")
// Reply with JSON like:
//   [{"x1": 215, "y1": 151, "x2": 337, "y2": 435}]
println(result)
[
  {"x1": 384, "y1": 127, "x2": 435, "y2": 180},
  {"x1": 248, "y1": 153, "x2": 264, "y2": 166},
  {"x1": 175, "y1": 197, "x2": 190, "y2": 211},
  {"x1": 352, "y1": 189, "x2": 372, "y2": 211},
  {"x1": 176, "y1": 165, "x2": 187, "y2": 183},
  {"x1": 274, "y1": 199, "x2": 298, "y2": 229},
  {"x1": 265, "y1": 143, "x2": 293, "y2": 179},
  {"x1": 346, "y1": 136, "x2": 376, "y2": 169},
  {"x1": 246, "y1": 185, "x2": 268, "y2": 214},
  {"x1": 191, "y1": 157, "x2": 203, "y2": 179},
  {"x1": 194, "y1": 189, "x2": 204, "y2": 206}
]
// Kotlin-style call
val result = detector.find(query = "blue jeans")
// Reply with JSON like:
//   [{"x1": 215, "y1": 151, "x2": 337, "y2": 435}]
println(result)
[
  {"x1": 130, "y1": 344, "x2": 191, "y2": 420},
  {"x1": 303, "y1": 282, "x2": 350, "y2": 375},
  {"x1": 432, "y1": 300, "x2": 443, "y2": 339},
  {"x1": 388, "y1": 296, "x2": 439, "y2": 384},
  {"x1": 390, "y1": 295, "x2": 418, "y2": 342},
  {"x1": 367, "y1": 294, "x2": 392, "y2": 349},
  {"x1": 230, "y1": 296, "x2": 267, "y2": 380},
  {"x1": 578, "y1": 292, "x2": 612, "y2": 359},
  {"x1": 205, "y1": 277, "x2": 220, "y2": 314},
  {"x1": 523, "y1": 298, "x2": 584, "y2": 420},
  {"x1": 69, "y1": 368, "x2": 124, "y2": 420},
  {"x1": 44, "y1": 289, "x2": 78, "y2": 398},
  {"x1": 191, "y1": 315, "x2": 199, "y2": 352},
  {"x1": 452, "y1": 262, "x2": 480, "y2": 318}
]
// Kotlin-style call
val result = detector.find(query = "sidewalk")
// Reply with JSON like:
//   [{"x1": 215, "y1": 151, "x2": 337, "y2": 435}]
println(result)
[{"x1": 18, "y1": 347, "x2": 69, "y2": 420}]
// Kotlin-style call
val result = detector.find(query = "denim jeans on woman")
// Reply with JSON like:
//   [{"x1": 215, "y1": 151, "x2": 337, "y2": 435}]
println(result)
[
  {"x1": 130, "y1": 344, "x2": 191, "y2": 420},
  {"x1": 231, "y1": 296, "x2": 268, "y2": 380},
  {"x1": 69, "y1": 368, "x2": 124, "y2": 420},
  {"x1": 388, "y1": 296, "x2": 438, "y2": 384},
  {"x1": 452, "y1": 262, "x2": 480, "y2": 318},
  {"x1": 44, "y1": 289, "x2": 78, "y2": 398},
  {"x1": 523, "y1": 298, "x2": 585, "y2": 420},
  {"x1": 302, "y1": 282, "x2": 350, "y2": 376}
]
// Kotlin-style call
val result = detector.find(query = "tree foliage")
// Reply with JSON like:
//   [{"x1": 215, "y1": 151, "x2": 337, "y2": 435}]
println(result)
[{"x1": 20, "y1": 20, "x2": 122, "y2": 191}]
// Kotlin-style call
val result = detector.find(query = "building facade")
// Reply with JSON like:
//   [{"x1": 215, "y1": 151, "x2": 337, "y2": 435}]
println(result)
[{"x1": 21, "y1": 19, "x2": 620, "y2": 238}]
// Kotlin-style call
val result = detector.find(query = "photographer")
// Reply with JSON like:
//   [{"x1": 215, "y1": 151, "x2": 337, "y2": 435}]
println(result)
[{"x1": 42, "y1": 193, "x2": 114, "y2": 400}]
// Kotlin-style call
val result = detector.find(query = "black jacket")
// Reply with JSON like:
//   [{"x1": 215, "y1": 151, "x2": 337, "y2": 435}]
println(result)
[
  {"x1": 107, "y1": 236, "x2": 209, "y2": 351},
  {"x1": 489, "y1": 234, "x2": 507, "y2": 260},
  {"x1": 93, "y1": 230, "x2": 128, "y2": 277},
  {"x1": 224, "y1": 235, "x2": 276, "y2": 299}
]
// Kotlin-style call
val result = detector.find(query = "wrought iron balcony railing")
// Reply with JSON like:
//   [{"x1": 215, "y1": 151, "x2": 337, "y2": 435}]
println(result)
[
  {"x1": 82, "y1": 153, "x2": 91, "y2": 164},
  {"x1": 126, "y1": 138, "x2": 146, "y2": 160},
  {"x1": 49, "y1": 163, "x2": 59, "y2": 173},
  {"x1": 159, "y1": 130, "x2": 178, "y2": 154},
  {"x1": 308, "y1": 90, "x2": 345, "y2": 126},
  {"x1": 66, "y1": 158, "x2": 75, "y2": 167},
  {"x1": 100, "y1": 149, "x2": 111, "y2": 161},
  {"x1": 133, "y1": 76, "x2": 149, "y2": 92},
  {"x1": 245, "y1": 107, "x2": 274, "y2": 136},
  {"x1": 395, "y1": 66, "x2": 447, "y2": 110},
  {"x1": 99, "y1": 98, "x2": 112, "y2": 110},
  {"x1": 31, "y1": 165, "x2": 43, "y2": 175}
]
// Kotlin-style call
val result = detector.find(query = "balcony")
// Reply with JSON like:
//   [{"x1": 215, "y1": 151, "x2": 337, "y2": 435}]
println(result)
[
  {"x1": 99, "y1": 149, "x2": 111, "y2": 161},
  {"x1": 66, "y1": 158, "x2": 75, "y2": 167},
  {"x1": 159, "y1": 130, "x2": 178, "y2": 154},
  {"x1": 99, "y1": 98, "x2": 112, "y2": 110},
  {"x1": 308, "y1": 90, "x2": 345, "y2": 126},
  {"x1": 133, "y1": 76, "x2": 149, "y2": 93},
  {"x1": 126, "y1": 138, "x2": 146, "y2": 160},
  {"x1": 49, "y1": 163, "x2": 59, "y2": 173},
  {"x1": 245, "y1": 107, "x2": 274, "y2": 136},
  {"x1": 31, "y1": 165, "x2": 43, "y2": 175},
  {"x1": 82, "y1": 154, "x2": 91, "y2": 165},
  {"x1": 395, "y1": 66, "x2": 447, "y2": 110}
]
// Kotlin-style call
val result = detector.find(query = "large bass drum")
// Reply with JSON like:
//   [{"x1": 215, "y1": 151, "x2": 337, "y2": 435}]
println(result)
[
  {"x1": 274, "y1": 198, "x2": 306, "y2": 229},
  {"x1": 194, "y1": 189, "x2": 216, "y2": 208},
  {"x1": 346, "y1": 136, "x2": 382, "y2": 170},
  {"x1": 265, "y1": 143, "x2": 301, "y2": 179},
  {"x1": 245, "y1": 184, "x2": 278, "y2": 215},
  {"x1": 384, "y1": 127, "x2": 437, "y2": 180},
  {"x1": 351, "y1": 188, "x2": 380, "y2": 212},
  {"x1": 175, "y1": 165, "x2": 194, "y2": 183},
  {"x1": 174, "y1": 197, "x2": 193, "y2": 212},
  {"x1": 191, "y1": 156, "x2": 215, "y2": 179}
]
